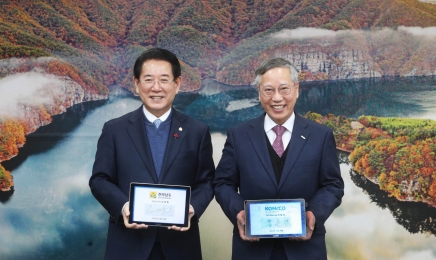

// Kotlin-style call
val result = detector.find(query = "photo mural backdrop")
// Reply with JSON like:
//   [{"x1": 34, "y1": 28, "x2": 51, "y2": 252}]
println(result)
[{"x1": 1, "y1": 0, "x2": 436, "y2": 259}]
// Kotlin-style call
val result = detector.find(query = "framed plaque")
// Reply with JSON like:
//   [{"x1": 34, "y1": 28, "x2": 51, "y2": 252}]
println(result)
[
  {"x1": 128, "y1": 183, "x2": 191, "y2": 227},
  {"x1": 245, "y1": 199, "x2": 306, "y2": 238}
]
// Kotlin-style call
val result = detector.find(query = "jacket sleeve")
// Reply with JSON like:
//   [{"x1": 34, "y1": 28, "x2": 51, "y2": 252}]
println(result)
[
  {"x1": 89, "y1": 122, "x2": 128, "y2": 219},
  {"x1": 189, "y1": 125, "x2": 215, "y2": 218},
  {"x1": 213, "y1": 128, "x2": 245, "y2": 226},
  {"x1": 307, "y1": 128, "x2": 344, "y2": 229}
]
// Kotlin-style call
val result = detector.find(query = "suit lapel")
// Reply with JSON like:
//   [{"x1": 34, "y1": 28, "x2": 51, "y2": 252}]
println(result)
[
  {"x1": 126, "y1": 106, "x2": 158, "y2": 183},
  {"x1": 247, "y1": 115, "x2": 278, "y2": 188},
  {"x1": 278, "y1": 114, "x2": 310, "y2": 189},
  {"x1": 159, "y1": 109, "x2": 187, "y2": 183}
]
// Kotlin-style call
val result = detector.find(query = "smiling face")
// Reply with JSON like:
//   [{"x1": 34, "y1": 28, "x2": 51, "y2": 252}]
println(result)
[
  {"x1": 134, "y1": 59, "x2": 181, "y2": 117},
  {"x1": 258, "y1": 67, "x2": 299, "y2": 125}
]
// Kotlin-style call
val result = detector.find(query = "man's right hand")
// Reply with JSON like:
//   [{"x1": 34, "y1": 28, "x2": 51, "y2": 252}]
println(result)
[
  {"x1": 237, "y1": 210, "x2": 259, "y2": 242},
  {"x1": 122, "y1": 202, "x2": 148, "y2": 229}
]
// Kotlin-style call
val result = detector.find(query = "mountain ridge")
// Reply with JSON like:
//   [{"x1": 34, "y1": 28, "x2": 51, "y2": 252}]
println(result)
[{"x1": 2, "y1": 0, "x2": 436, "y2": 89}]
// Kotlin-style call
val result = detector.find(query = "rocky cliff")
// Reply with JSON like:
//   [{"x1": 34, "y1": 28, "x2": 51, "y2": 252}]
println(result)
[
  {"x1": 216, "y1": 28, "x2": 436, "y2": 85},
  {"x1": 275, "y1": 47, "x2": 383, "y2": 81}
]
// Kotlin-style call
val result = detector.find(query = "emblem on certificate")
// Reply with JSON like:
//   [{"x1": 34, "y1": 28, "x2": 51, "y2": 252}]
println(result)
[
  {"x1": 245, "y1": 199, "x2": 306, "y2": 238},
  {"x1": 128, "y1": 183, "x2": 191, "y2": 227}
]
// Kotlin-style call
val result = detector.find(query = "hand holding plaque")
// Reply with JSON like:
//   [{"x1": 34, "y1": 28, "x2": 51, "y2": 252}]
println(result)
[
  {"x1": 167, "y1": 204, "x2": 195, "y2": 231},
  {"x1": 122, "y1": 201, "x2": 148, "y2": 229},
  {"x1": 289, "y1": 210, "x2": 315, "y2": 241}
]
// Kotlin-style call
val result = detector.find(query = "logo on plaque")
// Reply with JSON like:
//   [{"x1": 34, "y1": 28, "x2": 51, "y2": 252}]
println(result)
[{"x1": 150, "y1": 191, "x2": 157, "y2": 198}]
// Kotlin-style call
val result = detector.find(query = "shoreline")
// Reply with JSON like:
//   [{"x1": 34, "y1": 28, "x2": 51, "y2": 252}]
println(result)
[
  {"x1": 0, "y1": 95, "x2": 107, "y2": 165},
  {"x1": 0, "y1": 76, "x2": 109, "y2": 193}
]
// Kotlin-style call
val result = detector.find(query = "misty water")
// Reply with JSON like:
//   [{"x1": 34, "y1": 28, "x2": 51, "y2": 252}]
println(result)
[{"x1": 1, "y1": 77, "x2": 436, "y2": 259}]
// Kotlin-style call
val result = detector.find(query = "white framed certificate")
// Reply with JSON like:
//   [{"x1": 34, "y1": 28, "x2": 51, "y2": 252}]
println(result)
[
  {"x1": 128, "y1": 183, "x2": 191, "y2": 227},
  {"x1": 245, "y1": 199, "x2": 306, "y2": 238}
]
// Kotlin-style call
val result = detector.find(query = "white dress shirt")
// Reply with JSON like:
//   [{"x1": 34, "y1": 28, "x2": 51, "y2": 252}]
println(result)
[{"x1": 142, "y1": 106, "x2": 171, "y2": 123}]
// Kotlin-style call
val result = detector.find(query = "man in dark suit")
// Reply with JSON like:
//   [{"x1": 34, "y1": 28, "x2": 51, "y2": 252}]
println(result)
[
  {"x1": 90, "y1": 48, "x2": 215, "y2": 260},
  {"x1": 214, "y1": 58, "x2": 344, "y2": 260}
]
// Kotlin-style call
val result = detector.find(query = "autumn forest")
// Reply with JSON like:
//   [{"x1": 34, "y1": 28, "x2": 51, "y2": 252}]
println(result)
[
  {"x1": 1, "y1": 0, "x2": 436, "y2": 198},
  {"x1": 307, "y1": 112, "x2": 436, "y2": 208}
]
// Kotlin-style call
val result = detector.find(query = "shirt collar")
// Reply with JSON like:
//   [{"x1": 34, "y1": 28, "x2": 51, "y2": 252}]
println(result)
[
  {"x1": 264, "y1": 112, "x2": 295, "y2": 132},
  {"x1": 142, "y1": 106, "x2": 172, "y2": 123}
]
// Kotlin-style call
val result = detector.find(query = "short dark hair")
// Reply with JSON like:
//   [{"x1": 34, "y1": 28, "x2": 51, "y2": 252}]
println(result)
[
  {"x1": 133, "y1": 48, "x2": 181, "y2": 79},
  {"x1": 253, "y1": 58, "x2": 299, "y2": 86}
]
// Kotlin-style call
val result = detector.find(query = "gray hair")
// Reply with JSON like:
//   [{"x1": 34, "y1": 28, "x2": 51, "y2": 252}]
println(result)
[{"x1": 253, "y1": 58, "x2": 299, "y2": 86}]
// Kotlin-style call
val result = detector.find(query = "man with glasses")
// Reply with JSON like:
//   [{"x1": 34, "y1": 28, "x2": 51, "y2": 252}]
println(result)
[
  {"x1": 214, "y1": 58, "x2": 344, "y2": 259},
  {"x1": 90, "y1": 48, "x2": 215, "y2": 260}
]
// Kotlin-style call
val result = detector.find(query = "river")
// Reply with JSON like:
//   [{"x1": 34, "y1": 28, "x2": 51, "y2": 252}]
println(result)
[{"x1": 1, "y1": 77, "x2": 436, "y2": 259}]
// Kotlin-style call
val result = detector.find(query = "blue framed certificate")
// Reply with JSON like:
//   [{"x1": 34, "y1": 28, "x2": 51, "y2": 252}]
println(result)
[
  {"x1": 245, "y1": 199, "x2": 306, "y2": 238},
  {"x1": 128, "y1": 183, "x2": 191, "y2": 227}
]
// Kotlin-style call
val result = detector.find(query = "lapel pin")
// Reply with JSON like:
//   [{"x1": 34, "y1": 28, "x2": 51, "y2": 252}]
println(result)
[
  {"x1": 179, "y1": 127, "x2": 183, "y2": 131},
  {"x1": 301, "y1": 135, "x2": 306, "y2": 139},
  {"x1": 174, "y1": 133, "x2": 179, "y2": 139}
]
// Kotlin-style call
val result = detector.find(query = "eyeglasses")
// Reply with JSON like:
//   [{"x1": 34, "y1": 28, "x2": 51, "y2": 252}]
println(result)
[
  {"x1": 138, "y1": 78, "x2": 176, "y2": 87},
  {"x1": 259, "y1": 84, "x2": 294, "y2": 97}
]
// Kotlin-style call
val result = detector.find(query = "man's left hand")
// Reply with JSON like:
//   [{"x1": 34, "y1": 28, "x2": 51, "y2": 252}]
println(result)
[
  {"x1": 168, "y1": 204, "x2": 194, "y2": 232},
  {"x1": 289, "y1": 210, "x2": 315, "y2": 241}
]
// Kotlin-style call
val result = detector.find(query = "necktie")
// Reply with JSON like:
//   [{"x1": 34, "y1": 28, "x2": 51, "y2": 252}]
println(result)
[
  {"x1": 272, "y1": 125, "x2": 286, "y2": 157},
  {"x1": 153, "y1": 119, "x2": 161, "y2": 129}
]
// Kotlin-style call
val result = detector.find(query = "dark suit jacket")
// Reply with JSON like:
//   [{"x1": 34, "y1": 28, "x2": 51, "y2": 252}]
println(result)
[
  {"x1": 214, "y1": 113, "x2": 344, "y2": 260},
  {"x1": 90, "y1": 106, "x2": 215, "y2": 260}
]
